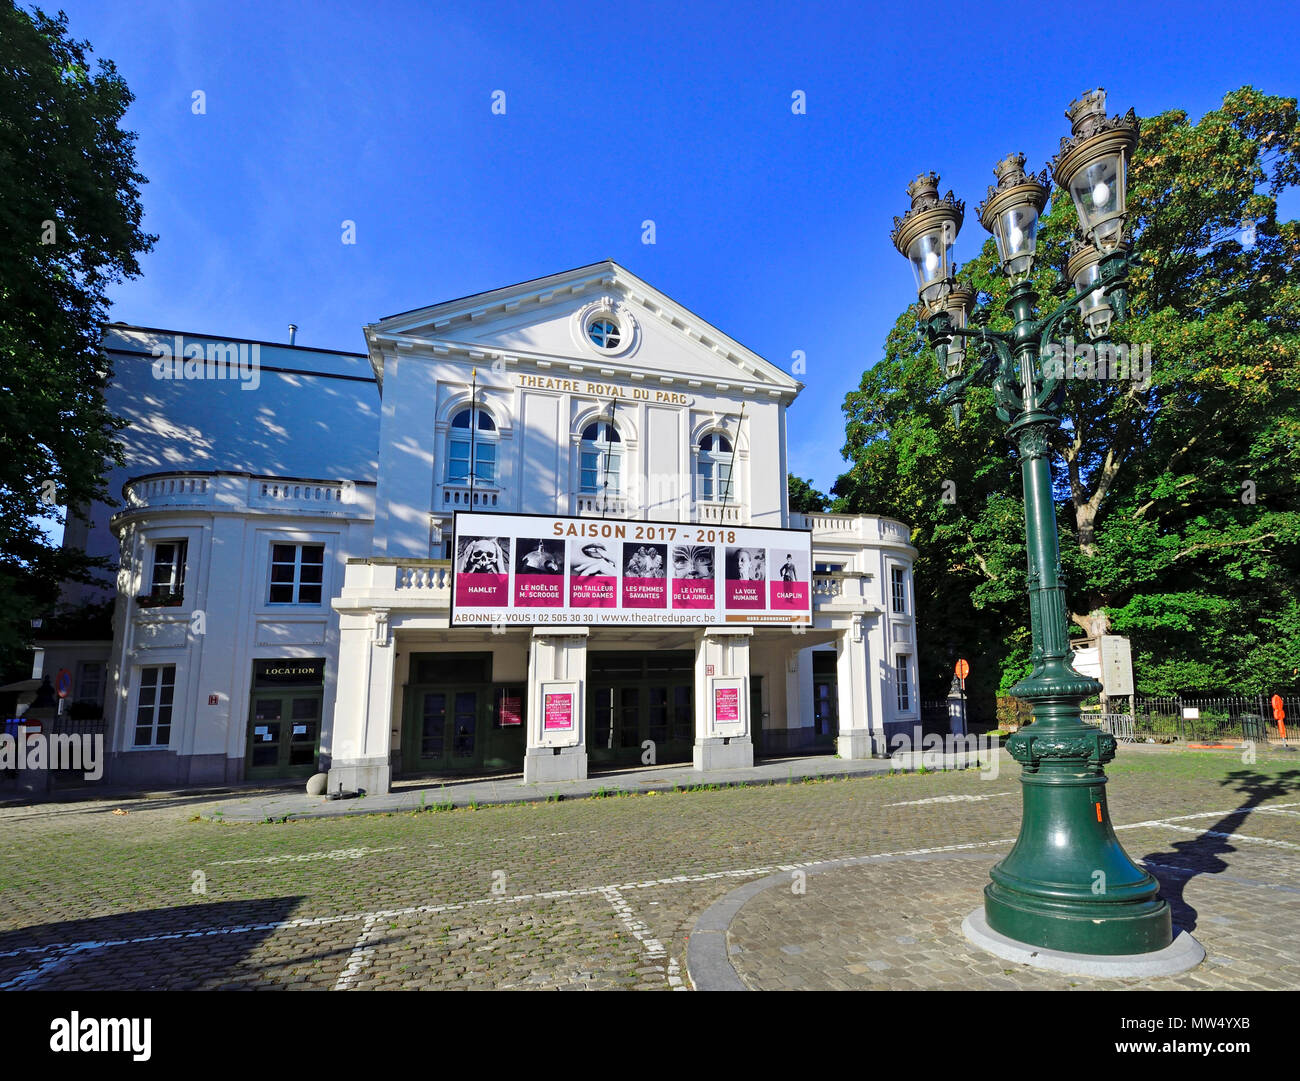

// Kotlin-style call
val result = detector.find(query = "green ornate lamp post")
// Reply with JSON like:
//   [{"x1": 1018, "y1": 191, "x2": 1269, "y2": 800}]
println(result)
[{"x1": 891, "y1": 90, "x2": 1195, "y2": 962}]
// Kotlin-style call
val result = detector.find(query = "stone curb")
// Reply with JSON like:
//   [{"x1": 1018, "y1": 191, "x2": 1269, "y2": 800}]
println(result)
[
  {"x1": 200, "y1": 759, "x2": 913, "y2": 822},
  {"x1": 961, "y1": 909, "x2": 1206, "y2": 977},
  {"x1": 685, "y1": 849, "x2": 995, "y2": 990},
  {"x1": 684, "y1": 848, "x2": 1209, "y2": 990}
]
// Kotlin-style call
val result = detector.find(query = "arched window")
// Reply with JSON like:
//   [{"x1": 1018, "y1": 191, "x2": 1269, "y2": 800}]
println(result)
[
  {"x1": 696, "y1": 432, "x2": 734, "y2": 502},
  {"x1": 447, "y1": 407, "x2": 497, "y2": 484},
  {"x1": 579, "y1": 419, "x2": 621, "y2": 496}
]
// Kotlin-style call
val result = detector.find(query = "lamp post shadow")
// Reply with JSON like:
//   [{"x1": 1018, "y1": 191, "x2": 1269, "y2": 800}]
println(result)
[{"x1": 1140, "y1": 768, "x2": 1300, "y2": 934}]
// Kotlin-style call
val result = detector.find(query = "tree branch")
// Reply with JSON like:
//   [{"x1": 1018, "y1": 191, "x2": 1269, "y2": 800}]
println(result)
[{"x1": 1172, "y1": 532, "x2": 1277, "y2": 562}]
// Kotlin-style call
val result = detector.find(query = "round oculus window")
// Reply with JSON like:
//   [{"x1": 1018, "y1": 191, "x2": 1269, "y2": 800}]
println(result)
[{"x1": 586, "y1": 317, "x2": 622, "y2": 350}]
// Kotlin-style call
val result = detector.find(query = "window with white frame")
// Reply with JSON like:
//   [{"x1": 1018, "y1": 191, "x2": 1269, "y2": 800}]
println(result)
[
  {"x1": 586, "y1": 316, "x2": 622, "y2": 350},
  {"x1": 269, "y1": 543, "x2": 325, "y2": 605},
  {"x1": 891, "y1": 565, "x2": 907, "y2": 614},
  {"x1": 149, "y1": 539, "x2": 187, "y2": 596},
  {"x1": 895, "y1": 654, "x2": 911, "y2": 713},
  {"x1": 447, "y1": 407, "x2": 497, "y2": 485},
  {"x1": 696, "y1": 432, "x2": 734, "y2": 503},
  {"x1": 579, "y1": 419, "x2": 621, "y2": 496},
  {"x1": 133, "y1": 664, "x2": 175, "y2": 747},
  {"x1": 76, "y1": 661, "x2": 105, "y2": 705}
]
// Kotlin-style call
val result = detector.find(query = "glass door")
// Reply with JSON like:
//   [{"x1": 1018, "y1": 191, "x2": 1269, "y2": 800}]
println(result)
[
  {"x1": 404, "y1": 687, "x2": 485, "y2": 774},
  {"x1": 246, "y1": 692, "x2": 321, "y2": 779},
  {"x1": 247, "y1": 697, "x2": 284, "y2": 777}
]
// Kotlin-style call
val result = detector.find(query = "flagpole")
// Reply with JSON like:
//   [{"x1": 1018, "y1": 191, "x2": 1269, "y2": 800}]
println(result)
[
  {"x1": 601, "y1": 399, "x2": 618, "y2": 519},
  {"x1": 469, "y1": 368, "x2": 477, "y2": 507},
  {"x1": 720, "y1": 403, "x2": 743, "y2": 515}
]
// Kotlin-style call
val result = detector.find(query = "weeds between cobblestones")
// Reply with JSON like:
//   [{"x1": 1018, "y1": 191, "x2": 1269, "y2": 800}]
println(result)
[{"x1": 0, "y1": 747, "x2": 1294, "y2": 990}]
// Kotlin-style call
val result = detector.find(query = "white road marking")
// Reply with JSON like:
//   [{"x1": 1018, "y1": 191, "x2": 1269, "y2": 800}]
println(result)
[
  {"x1": 601, "y1": 887, "x2": 667, "y2": 963},
  {"x1": 666, "y1": 955, "x2": 685, "y2": 990},
  {"x1": 212, "y1": 846, "x2": 401, "y2": 866},
  {"x1": 333, "y1": 913, "x2": 384, "y2": 990},
  {"x1": 1137, "y1": 823, "x2": 1300, "y2": 851},
  {"x1": 887, "y1": 793, "x2": 1013, "y2": 807}
]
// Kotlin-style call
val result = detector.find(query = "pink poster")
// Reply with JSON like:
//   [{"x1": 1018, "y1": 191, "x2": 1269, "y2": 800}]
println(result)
[
  {"x1": 623, "y1": 542, "x2": 667, "y2": 608},
  {"x1": 672, "y1": 579, "x2": 715, "y2": 608},
  {"x1": 570, "y1": 576, "x2": 617, "y2": 607},
  {"x1": 499, "y1": 695, "x2": 522, "y2": 727},
  {"x1": 770, "y1": 581, "x2": 810, "y2": 611},
  {"x1": 544, "y1": 692, "x2": 573, "y2": 731},
  {"x1": 623, "y1": 577, "x2": 667, "y2": 608},
  {"x1": 514, "y1": 573, "x2": 563, "y2": 607},
  {"x1": 714, "y1": 687, "x2": 740, "y2": 723},
  {"x1": 456, "y1": 572, "x2": 508, "y2": 607},
  {"x1": 726, "y1": 580, "x2": 764, "y2": 609}
]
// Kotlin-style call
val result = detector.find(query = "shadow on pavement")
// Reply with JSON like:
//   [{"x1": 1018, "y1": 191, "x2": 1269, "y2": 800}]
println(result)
[
  {"x1": 0, "y1": 896, "x2": 308, "y2": 991},
  {"x1": 1140, "y1": 768, "x2": 1300, "y2": 933}
]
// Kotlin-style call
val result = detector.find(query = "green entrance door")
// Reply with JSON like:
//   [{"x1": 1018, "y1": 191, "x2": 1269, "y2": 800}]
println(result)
[
  {"x1": 408, "y1": 688, "x2": 481, "y2": 772},
  {"x1": 402, "y1": 652, "x2": 526, "y2": 776},
  {"x1": 246, "y1": 692, "x2": 322, "y2": 780},
  {"x1": 588, "y1": 651, "x2": 694, "y2": 769},
  {"x1": 812, "y1": 650, "x2": 839, "y2": 750}
]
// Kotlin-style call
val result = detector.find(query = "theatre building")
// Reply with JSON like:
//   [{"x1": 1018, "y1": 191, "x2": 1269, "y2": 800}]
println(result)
[{"x1": 48, "y1": 262, "x2": 918, "y2": 791}]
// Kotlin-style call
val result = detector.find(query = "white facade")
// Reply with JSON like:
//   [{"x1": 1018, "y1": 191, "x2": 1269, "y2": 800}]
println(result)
[{"x1": 57, "y1": 262, "x2": 918, "y2": 789}]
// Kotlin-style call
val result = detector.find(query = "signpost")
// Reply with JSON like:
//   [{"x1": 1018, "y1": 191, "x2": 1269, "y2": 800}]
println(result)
[{"x1": 55, "y1": 668, "x2": 72, "y2": 717}]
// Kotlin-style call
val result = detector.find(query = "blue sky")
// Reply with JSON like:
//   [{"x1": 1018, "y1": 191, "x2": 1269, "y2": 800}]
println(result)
[{"x1": 48, "y1": 0, "x2": 1300, "y2": 501}]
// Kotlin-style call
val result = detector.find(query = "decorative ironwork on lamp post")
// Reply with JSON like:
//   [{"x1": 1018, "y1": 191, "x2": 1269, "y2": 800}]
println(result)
[{"x1": 891, "y1": 89, "x2": 1177, "y2": 958}]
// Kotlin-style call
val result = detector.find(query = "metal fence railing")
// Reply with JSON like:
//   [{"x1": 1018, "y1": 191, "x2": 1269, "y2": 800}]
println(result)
[
  {"x1": 1128, "y1": 695, "x2": 1297, "y2": 744},
  {"x1": 1097, "y1": 713, "x2": 1138, "y2": 742}
]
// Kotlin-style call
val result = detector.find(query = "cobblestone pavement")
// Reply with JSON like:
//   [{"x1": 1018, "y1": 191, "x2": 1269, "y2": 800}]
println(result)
[{"x1": 0, "y1": 745, "x2": 1295, "y2": 990}]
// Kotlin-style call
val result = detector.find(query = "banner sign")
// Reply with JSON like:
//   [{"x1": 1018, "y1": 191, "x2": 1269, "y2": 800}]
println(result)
[
  {"x1": 709, "y1": 676, "x2": 747, "y2": 736},
  {"x1": 451, "y1": 511, "x2": 813, "y2": 627},
  {"x1": 714, "y1": 686, "x2": 740, "y2": 722},
  {"x1": 543, "y1": 691, "x2": 574, "y2": 732}
]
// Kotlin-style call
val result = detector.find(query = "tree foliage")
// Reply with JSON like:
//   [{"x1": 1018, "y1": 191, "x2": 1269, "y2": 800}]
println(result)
[
  {"x1": 0, "y1": 3, "x2": 155, "y2": 668},
  {"x1": 834, "y1": 87, "x2": 1300, "y2": 706},
  {"x1": 787, "y1": 473, "x2": 830, "y2": 514}
]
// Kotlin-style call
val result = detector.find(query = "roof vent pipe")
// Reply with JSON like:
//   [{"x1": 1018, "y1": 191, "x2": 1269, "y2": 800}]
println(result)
[{"x1": 288, "y1": 323, "x2": 298, "y2": 346}]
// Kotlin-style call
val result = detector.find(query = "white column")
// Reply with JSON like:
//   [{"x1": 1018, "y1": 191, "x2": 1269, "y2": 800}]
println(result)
[
  {"x1": 523, "y1": 628, "x2": 588, "y2": 783},
  {"x1": 326, "y1": 609, "x2": 395, "y2": 794},
  {"x1": 835, "y1": 617, "x2": 877, "y2": 759},
  {"x1": 693, "y1": 627, "x2": 753, "y2": 771}
]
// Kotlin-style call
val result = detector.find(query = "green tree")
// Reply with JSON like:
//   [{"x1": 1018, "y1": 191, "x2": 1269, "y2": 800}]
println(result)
[
  {"x1": 0, "y1": 3, "x2": 155, "y2": 670},
  {"x1": 835, "y1": 86, "x2": 1300, "y2": 705},
  {"x1": 787, "y1": 473, "x2": 830, "y2": 514}
]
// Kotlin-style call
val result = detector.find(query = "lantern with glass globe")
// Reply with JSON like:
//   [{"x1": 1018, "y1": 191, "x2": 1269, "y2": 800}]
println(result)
[{"x1": 888, "y1": 90, "x2": 1202, "y2": 973}]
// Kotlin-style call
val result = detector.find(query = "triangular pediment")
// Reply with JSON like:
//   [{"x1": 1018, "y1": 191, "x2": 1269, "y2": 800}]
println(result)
[{"x1": 364, "y1": 261, "x2": 801, "y2": 396}]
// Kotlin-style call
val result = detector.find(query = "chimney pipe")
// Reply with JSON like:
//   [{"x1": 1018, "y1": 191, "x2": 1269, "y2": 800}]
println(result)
[{"x1": 288, "y1": 323, "x2": 298, "y2": 346}]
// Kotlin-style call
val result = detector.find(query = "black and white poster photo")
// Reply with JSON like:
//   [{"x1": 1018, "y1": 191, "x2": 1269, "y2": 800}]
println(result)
[
  {"x1": 456, "y1": 536, "x2": 510, "y2": 574},
  {"x1": 623, "y1": 542, "x2": 667, "y2": 578},
  {"x1": 569, "y1": 540, "x2": 618, "y2": 576},
  {"x1": 774, "y1": 548, "x2": 809, "y2": 584},
  {"x1": 725, "y1": 546, "x2": 766, "y2": 581},
  {"x1": 515, "y1": 537, "x2": 564, "y2": 575},
  {"x1": 672, "y1": 544, "x2": 715, "y2": 580}
]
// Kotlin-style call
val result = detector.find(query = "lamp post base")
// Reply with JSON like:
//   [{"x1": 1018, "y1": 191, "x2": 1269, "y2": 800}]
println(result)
[
  {"x1": 963, "y1": 908, "x2": 1205, "y2": 978},
  {"x1": 985, "y1": 880, "x2": 1173, "y2": 956}
]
